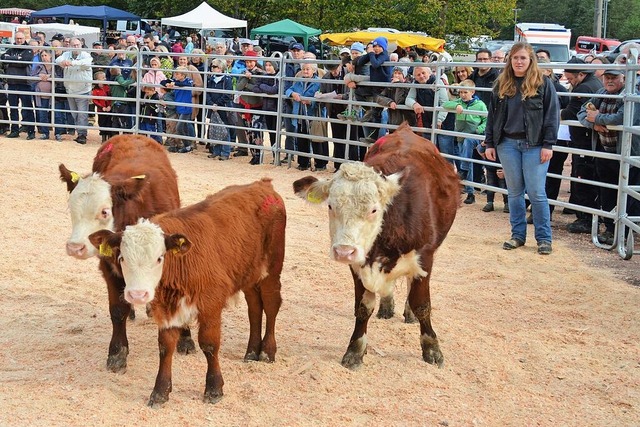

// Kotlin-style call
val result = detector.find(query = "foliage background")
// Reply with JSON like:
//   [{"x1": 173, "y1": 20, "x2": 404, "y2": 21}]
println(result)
[{"x1": 7, "y1": 0, "x2": 640, "y2": 44}]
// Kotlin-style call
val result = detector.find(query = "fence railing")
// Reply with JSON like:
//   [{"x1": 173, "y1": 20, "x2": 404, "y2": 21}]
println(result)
[{"x1": 1, "y1": 43, "x2": 638, "y2": 258}]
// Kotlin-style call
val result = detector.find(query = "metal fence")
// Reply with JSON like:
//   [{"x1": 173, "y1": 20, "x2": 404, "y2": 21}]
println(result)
[{"x1": 1, "y1": 43, "x2": 638, "y2": 259}]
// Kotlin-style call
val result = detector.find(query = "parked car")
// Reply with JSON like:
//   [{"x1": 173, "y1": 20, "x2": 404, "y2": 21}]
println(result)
[
  {"x1": 575, "y1": 36, "x2": 620, "y2": 55},
  {"x1": 606, "y1": 38, "x2": 640, "y2": 62},
  {"x1": 481, "y1": 40, "x2": 515, "y2": 54}
]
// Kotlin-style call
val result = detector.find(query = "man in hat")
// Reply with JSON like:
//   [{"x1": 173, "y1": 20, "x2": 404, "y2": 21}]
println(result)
[
  {"x1": 561, "y1": 56, "x2": 604, "y2": 233},
  {"x1": 578, "y1": 68, "x2": 640, "y2": 244},
  {"x1": 281, "y1": 41, "x2": 306, "y2": 158}
]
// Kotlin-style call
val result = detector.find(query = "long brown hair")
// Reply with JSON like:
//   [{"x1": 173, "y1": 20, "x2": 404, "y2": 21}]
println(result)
[{"x1": 496, "y1": 42, "x2": 544, "y2": 100}]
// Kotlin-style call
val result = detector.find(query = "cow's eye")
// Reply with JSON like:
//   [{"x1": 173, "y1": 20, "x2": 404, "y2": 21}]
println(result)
[
  {"x1": 371, "y1": 208, "x2": 377, "y2": 214},
  {"x1": 100, "y1": 208, "x2": 111, "y2": 219},
  {"x1": 118, "y1": 255, "x2": 124, "y2": 264},
  {"x1": 157, "y1": 256, "x2": 164, "y2": 264},
  {"x1": 327, "y1": 204, "x2": 332, "y2": 210}
]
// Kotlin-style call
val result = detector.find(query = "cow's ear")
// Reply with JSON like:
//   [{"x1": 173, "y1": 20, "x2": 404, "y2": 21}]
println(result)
[
  {"x1": 165, "y1": 234, "x2": 192, "y2": 256},
  {"x1": 88, "y1": 230, "x2": 122, "y2": 260},
  {"x1": 293, "y1": 176, "x2": 329, "y2": 204},
  {"x1": 379, "y1": 171, "x2": 403, "y2": 205},
  {"x1": 111, "y1": 174, "x2": 147, "y2": 202},
  {"x1": 59, "y1": 164, "x2": 81, "y2": 193}
]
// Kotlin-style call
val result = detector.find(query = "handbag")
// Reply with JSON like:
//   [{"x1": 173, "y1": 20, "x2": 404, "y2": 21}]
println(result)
[
  {"x1": 208, "y1": 110, "x2": 229, "y2": 141},
  {"x1": 306, "y1": 106, "x2": 328, "y2": 143}
]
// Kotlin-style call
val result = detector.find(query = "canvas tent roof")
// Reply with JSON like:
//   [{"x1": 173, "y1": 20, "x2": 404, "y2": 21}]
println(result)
[
  {"x1": 0, "y1": 8, "x2": 34, "y2": 17},
  {"x1": 321, "y1": 31, "x2": 446, "y2": 53},
  {"x1": 30, "y1": 5, "x2": 140, "y2": 22},
  {"x1": 250, "y1": 19, "x2": 320, "y2": 49},
  {"x1": 161, "y1": 2, "x2": 246, "y2": 32},
  {"x1": 30, "y1": 23, "x2": 101, "y2": 46}
]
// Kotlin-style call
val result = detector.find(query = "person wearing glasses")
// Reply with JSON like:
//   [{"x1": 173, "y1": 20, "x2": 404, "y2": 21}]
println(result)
[
  {"x1": 1, "y1": 32, "x2": 36, "y2": 140},
  {"x1": 55, "y1": 37, "x2": 93, "y2": 145},
  {"x1": 470, "y1": 48, "x2": 500, "y2": 107}
]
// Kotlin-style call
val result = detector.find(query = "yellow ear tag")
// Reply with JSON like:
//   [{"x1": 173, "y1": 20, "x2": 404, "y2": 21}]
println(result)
[
  {"x1": 131, "y1": 175, "x2": 146, "y2": 180},
  {"x1": 70, "y1": 171, "x2": 81, "y2": 183},
  {"x1": 99, "y1": 242, "x2": 113, "y2": 257},
  {"x1": 171, "y1": 237, "x2": 186, "y2": 254},
  {"x1": 306, "y1": 190, "x2": 324, "y2": 204}
]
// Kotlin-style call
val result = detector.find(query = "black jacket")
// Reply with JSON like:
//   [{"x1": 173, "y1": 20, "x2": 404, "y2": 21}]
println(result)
[
  {"x1": 560, "y1": 73, "x2": 603, "y2": 148},
  {"x1": 0, "y1": 44, "x2": 33, "y2": 85},
  {"x1": 485, "y1": 76, "x2": 559, "y2": 149}
]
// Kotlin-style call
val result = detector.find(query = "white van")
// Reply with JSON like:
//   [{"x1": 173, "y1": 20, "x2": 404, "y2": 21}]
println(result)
[{"x1": 112, "y1": 19, "x2": 152, "y2": 39}]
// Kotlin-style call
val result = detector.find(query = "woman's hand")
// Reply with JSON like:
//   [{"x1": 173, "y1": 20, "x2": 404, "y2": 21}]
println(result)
[
  {"x1": 540, "y1": 147, "x2": 553, "y2": 163},
  {"x1": 485, "y1": 147, "x2": 496, "y2": 161}
]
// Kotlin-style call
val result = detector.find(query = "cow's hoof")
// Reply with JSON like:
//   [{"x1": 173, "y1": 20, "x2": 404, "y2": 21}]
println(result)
[
  {"x1": 203, "y1": 389, "x2": 223, "y2": 404},
  {"x1": 258, "y1": 351, "x2": 274, "y2": 363},
  {"x1": 422, "y1": 347, "x2": 444, "y2": 368},
  {"x1": 244, "y1": 351, "x2": 259, "y2": 362},
  {"x1": 128, "y1": 309, "x2": 136, "y2": 321},
  {"x1": 106, "y1": 347, "x2": 129, "y2": 373},
  {"x1": 403, "y1": 310, "x2": 418, "y2": 324},
  {"x1": 147, "y1": 391, "x2": 169, "y2": 408},
  {"x1": 376, "y1": 307, "x2": 394, "y2": 319},
  {"x1": 177, "y1": 336, "x2": 197, "y2": 355},
  {"x1": 341, "y1": 351, "x2": 363, "y2": 370}
]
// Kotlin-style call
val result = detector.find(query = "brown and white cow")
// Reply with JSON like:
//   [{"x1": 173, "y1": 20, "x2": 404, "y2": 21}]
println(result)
[
  {"x1": 88, "y1": 178, "x2": 286, "y2": 406},
  {"x1": 293, "y1": 123, "x2": 459, "y2": 369},
  {"x1": 59, "y1": 135, "x2": 195, "y2": 374}
]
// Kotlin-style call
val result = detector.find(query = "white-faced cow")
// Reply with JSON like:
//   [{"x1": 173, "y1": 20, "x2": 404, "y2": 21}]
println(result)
[
  {"x1": 59, "y1": 135, "x2": 195, "y2": 373},
  {"x1": 293, "y1": 123, "x2": 459, "y2": 369},
  {"x1": 88, "y1": 179, "x2": 286, "y2": 406}
]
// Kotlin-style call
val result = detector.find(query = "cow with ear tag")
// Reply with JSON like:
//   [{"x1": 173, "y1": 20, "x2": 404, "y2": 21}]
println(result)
[
  {"x1": 293, "y1": 123, "x2": 460, "y2": 370},
  {"x1": 59, "y1": 135, "x2": 195, "y2": 374},
  {"x1": 88, "y1": 179, "x2": 286, "y2": 407}
]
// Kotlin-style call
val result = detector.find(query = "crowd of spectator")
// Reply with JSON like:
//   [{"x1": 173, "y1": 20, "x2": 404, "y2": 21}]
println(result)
[{"x1": 1, "y1": 32, "x2": 639, "y2": 251}]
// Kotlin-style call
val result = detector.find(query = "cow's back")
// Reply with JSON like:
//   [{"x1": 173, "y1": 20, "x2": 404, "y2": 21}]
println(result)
[
  {"x1": 365, "y1": 124, "x2": 459, "y2": 250},
  {"x1": 94, "y1": 135, "x2": 180, "y2": 231},
  {"x1": 153, "y1": 178, "x2": 286, "y2": 311}
]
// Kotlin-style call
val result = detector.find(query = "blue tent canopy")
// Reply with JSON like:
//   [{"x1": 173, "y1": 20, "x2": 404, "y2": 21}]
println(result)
[{"x1": 31, "y1": 6, "x2": 140, "y2": 41}]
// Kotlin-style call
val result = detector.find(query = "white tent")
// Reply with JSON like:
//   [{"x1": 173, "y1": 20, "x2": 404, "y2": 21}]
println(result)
[
  {"x1": 30, "y1": 23, "x2": 101, "y2": 46},
  {"x1": 161, "y1": 2, "x2": 246, "y2": 33}
]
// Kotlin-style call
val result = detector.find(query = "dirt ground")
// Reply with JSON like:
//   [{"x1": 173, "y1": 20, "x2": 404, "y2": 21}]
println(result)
[{"x1": 1, "y1": 132, "x2": 639, "y2": 427}]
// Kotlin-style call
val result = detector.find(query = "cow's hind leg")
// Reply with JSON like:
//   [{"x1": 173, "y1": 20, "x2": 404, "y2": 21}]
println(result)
[
  {"x1": 258, "y1": 274, "x2": 282, "y2": 362},
  {"x1": 177, "y1": 327, "x2": 197, "y2": 355},
  {"x1": 242, "y1": 287, "x2": 264, "y2": 361},
  {"x1": 341, "y1": 273, "x2": 374, "y2": 370},
  {"x1": 408, "y1": 273, "x2": 443, "y2": 368},
  {"x1": 377, "y1": 294, "x2": 395, "y2": 319},
  {"x1": 199, "y1": 313, "x2": 224, "y2": 404},
  {"x1": 148, "y1": 327, "x2": 180, "y2": 407},
  {"x1": 104, "y1": 270, "x2": 129, "y2": 373}
]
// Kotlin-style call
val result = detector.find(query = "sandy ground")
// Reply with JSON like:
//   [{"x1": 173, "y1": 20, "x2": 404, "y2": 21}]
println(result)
[{"x1": 0, "y1": 132, "x2": 639, "y2": 427}]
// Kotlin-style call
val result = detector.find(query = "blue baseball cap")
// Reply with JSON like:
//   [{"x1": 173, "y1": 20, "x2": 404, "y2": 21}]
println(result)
[
  {"x1": 290, "y1": 43, "x2": 304, "y2": 51},
  {"x1": 350, "y1": 42, "x2": 365, "y2": 53}
]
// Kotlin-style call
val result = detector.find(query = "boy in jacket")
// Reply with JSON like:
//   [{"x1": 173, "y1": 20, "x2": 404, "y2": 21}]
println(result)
[{"x1": 443, "y1": 79, "x2": 487, "y2": 204}]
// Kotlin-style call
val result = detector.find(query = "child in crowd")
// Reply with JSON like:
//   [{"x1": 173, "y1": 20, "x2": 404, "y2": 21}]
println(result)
[
  {"x1": 442, "y1": 79, "x2": 487, "y2": 205},
  {"x1": 375, "y1": 65, "x2": 415, "y2": 127},
  {"x1": 159, "y1": 84, "x2": 180, "y2": 150},
  {"x1": 161, "y1": 67, "x2": 194, "y2": 153},
  {"x1": 109, "y1": 66, "x2": 136, "y2": 132},
  {"x1": 140, "y1": 85, "x2": 161, "y2": 144},
  {"x1": 91, "y1": 71, "x2": 114, "y2": 142}
]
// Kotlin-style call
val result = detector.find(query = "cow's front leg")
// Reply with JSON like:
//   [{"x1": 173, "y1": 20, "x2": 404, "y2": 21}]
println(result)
[
  {"x1": 199, "y1": 314, "x2": 224, "y2": 404},
  {"x1": 103, "y1": 266, "x2": 129, "y2": 373},
  {"x1": 341, "y1": 272, "x2": 375, "y2": 370},
  {"x1": 148, "y1": 327, "x2": 180, "y2": 407},
  {"x1": 408, "y1": 275, "x2": 443, "y2": 367}
]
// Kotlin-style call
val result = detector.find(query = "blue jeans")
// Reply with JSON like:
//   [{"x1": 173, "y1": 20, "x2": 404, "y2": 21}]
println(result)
[
  {"x1": 36, "y1": 98, "x2": 51, "y2": 136},
  {"x1": 211, "y1": 134, "x2": 231, "y2": 158},
  {"x1": 140, "y1": 122, "x2": 162, "y2": 143},
  {"x1": 497, "y1": 137, "x2": 552, "y2": 244},
  {"x1": 54, "y1": 98, "x2": 69, "y2": 135},
  {"x1": 67, "y1": 93, "x2": 90, "y2": 137},
  {"x1": 7, "y1": 84, "x2": 35, "y2": 133},
  {"x1": 177, "y1": 113, "x2": 195, "y2": 146},
  {"x1": 458, "y1": 137, "x2": 480, "y2": 195},
  {"x1": 437, "y1": 134, "x2": 457, "y2": 166}
]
